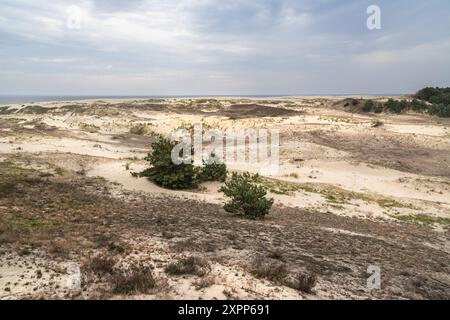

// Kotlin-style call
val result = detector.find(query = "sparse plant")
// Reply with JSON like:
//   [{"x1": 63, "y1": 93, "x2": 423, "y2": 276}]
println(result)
[
  {"x1": 79, "y1": 123, "x2": 100, "y2": 133},
  {"x1": 283, "y1": 272, "x2": 317, "y2": 293},
  {"x1": 83, "y1": 254, "x2": 116, "y2": 276},
  {"x1": 129, "y1": 123, "x2": 147, "y2": 135},
  {"x1": 288, "y1": 172, "x2": 299, "y2": 179},
  {"x1": 164, "y1": 256, "x2": 210, "y2": 277},
  {"x1": 198, "y1": 153, "x2": 227, "y2": 182},
  {"x1": 112, "y1": 266, "x2": 156, "y2": 295},
  {"x1": 250, "y1": 256, "x2": 287, "y2": 282},
  {"x1": 371, "y1": 120, "x2": 384, "y2": 128},
  {"x1": 219, "y1": 172, "x2": 274, "y2": 219}
]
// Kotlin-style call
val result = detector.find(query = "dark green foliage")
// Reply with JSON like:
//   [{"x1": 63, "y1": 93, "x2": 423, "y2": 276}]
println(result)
[
  {"x1": 414, "y1": 87, "x2": 450, "y2": 118},
  {"x1": 429, "y1": 104, "x2": 450, "y2": 118},
  {"x1": 415, "y1": 87, "x2": 450, "y2": 102},
  {"x1": 429, "y1": 93, "x2": 450, "y2": 105},
  {"x1": 362, "y1": 100, "x2": 375, "y2": 112},
  {"x1": 385, "y1": 99, "x2": 405, "y2": 113},
  {"x1": 198, "y1": 154, "x2": 227, "y2": 182},
  {"x1": 18, "y1": 105, "x2": 54, "y2": 114},
  {"x1": 0, "y1": 107, "x2": 17, "y2": 115},
  {"x1": 354, "y1": 88, "x2": 449, "y2": 117},
  {"x1": 134, "y1": 136, "x2": 199, "y2": 190},
  {"x1": 409, "y1": 99, "x2": 428, "y2": 112},
  {"x1": 133, "y1": 137, "x2": 228, "y2": 190},
  {"x1": 219, "y1": 172, "x2": 274, "y2": 219}
]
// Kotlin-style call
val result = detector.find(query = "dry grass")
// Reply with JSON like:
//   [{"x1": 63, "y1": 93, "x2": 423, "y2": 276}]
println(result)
[
  {"x1": 250, "y1": 256, "x2": 288, "y2": 282},
  {"x1": 112, "y1": 266, "x2": 156, "y2": 295},
  {"x1": 284, "y1": 272, "x2": 317, "y2": 293},
  {"x1": 83, "y1": 254, "x2": 116, "y2": 276},
  {"x1": 165, "y1": 256, "x2": 210, "y2": 277},
  {"x1": 194, "y1": 275, "x2": 216, "y2": 290}
]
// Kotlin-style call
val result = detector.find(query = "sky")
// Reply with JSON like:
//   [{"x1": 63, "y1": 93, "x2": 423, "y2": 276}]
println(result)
[{"x1": 0, "y1": 0, "x2": 449, "y2": 95}]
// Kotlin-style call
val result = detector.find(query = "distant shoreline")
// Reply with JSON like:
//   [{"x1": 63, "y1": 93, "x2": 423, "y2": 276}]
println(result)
[{"x1": 0, "y1": 94, "x2": 405, "y2": 105}]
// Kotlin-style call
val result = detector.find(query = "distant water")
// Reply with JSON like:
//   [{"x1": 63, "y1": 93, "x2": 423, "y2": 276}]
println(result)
[
  {"x1": 0, "y1": 95, "x2": 173, "y2": 105},
  {"x1": 0, "y1": 94, "x2": 404, "y2": 105}
]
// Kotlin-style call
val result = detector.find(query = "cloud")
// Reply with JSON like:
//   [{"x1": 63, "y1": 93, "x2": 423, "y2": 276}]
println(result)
[{"x1": 0, "y1": 0, "x2": 449, "y2": 95}]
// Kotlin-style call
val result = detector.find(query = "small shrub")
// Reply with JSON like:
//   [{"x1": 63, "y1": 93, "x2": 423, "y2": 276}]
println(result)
[
  {"x1": 134, "y1": 136, "x2": 199, "y2": 190},
  {"x1": 83, "y1": 254, "x2": 115, "y2": 275},
  {"x1": 288, "y1": 172, "x2": 299, "y2": 179},
  {"x1": 112, "y1": 266, "x2": 156, "y2": 295},
  {"x1": 198, "y1": 154, "x2": 227, "y2": 182},
  {"x1": 267, "y1": 248, "x2": 284, "y2": 261},
  {"x1": 250, "y1": 256, "x2": 287, "y2": 282},
  {"x1": 362, "y1": 100, "x2": 375, "y2": 112},
  {"x1": 219, "y1": 172, "x2": 274, "y2": 219},
  {"x1": 194, "y1": 276, "x2": 216, "y2": 290},
  {"x1": 79, "y1": 123, "x2": 100, "y2": 133},
  {"x1": 165, "y1": 256, "x2": 210, "y2": 277},
  {"x1": 371, "y1": 120, "x2": 384, "y2": 128},
  {"x1": 283, "y1": 272, "x2": 317, "y2": 293},
  {"x1": 129, "y1": 124, "x2": 147, "y2": 135}
]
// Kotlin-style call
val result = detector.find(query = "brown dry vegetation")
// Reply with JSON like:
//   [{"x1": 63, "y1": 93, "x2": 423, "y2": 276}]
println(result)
[{"x1": 0, "y1": 157, "x2": 449, "y2": 299}]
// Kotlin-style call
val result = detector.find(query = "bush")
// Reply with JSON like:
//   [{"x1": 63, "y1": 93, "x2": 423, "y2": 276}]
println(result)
[
  {"x1": 134, "y1": 136, "x2": 199, "y2": 190},
  {"x1": 362, "y1": 100, "x2": 375, "y2": 112},
  {"x1": 198, "y1": 154, "x2": 227, "y2": 182},
  {"x1": 415, "y1": 87, "x2": 450, "y2": 102},
  {"x1": 129, "y1": 124, "x2": 147, "y2": 135},
  {"x1": 219, "y1": 172, "x2": 274, "y2": 219},
  {"x1": 429, "y1": 104, "x2": 450, "y2": 118},
  {"x1": 83, "y1": 254, "x2": 115, "y2": 276},
  {"x1": 112, "y1": 266, "x2": 156, "y2": 295},
  {"x1": 410, "y1": 99, "x2": 428, "y2": 112},
  {"x1": 250, "y1": 256, "x2": 287, "y2": 282},
  {"x1": 165, "y1": 256, "x2": 210, "y2": 276},
  {"x1": 284, "y1": 272, "x2": 317, "y2": 293},
  {"x1": 384, "y1": 99, "x2": 402, "y2": 113}
]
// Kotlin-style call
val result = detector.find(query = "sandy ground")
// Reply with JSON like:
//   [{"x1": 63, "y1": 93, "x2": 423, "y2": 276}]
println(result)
[{"x1": 0, "y1": 97, "x2": 449, "y2": 300}]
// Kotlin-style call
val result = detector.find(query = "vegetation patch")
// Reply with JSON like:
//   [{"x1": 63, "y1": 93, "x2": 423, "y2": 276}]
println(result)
[
  {"x1": 197, "y1": 154, "x2": 227, "y2": 182},
  {"x1": 79, "y1": 123, "x2": 100, "y2": 133},
  {"x1": 1, "y1": 213, "x2": 51, "y2": 233},
  {"x1": 165, "y1": 256, "x2": 210, "y2": 277},
  {"x1": 83, "y1": 254, "x2": 116, "y2": 276},
  {"x1": 349, "y1": 87, "x2": 450, "y2": 117},
  {"x1": 129, "y1": 123, "x2": 149, "y2": 135},
  {"x1": 220, "y1": 172, "x2": 274, "y2": 219},
  {"x1": 250, "y1": 256, "x2": 317, "y2": 293},
  {"x1": 112, "y1": 266, "x2": 156, "y2": 295},
  {"x1": 133, "y1": 136, "x2": 200, "y2": 189},
  {"x1": 395, "y1": 214, "x2": 450, "y2": 226},
  {"x1": 18, "y1": 105, "x2": 54, "y2": 114},
  {"x1": 133, "y1": 136, "x2": 227, "y2": 189},
  {"x1": 250, "y1": 256, "x2": 287, "y2": 282},
  {"x1": 0, "y1": 106, "x2": 17, "y2": 115}
]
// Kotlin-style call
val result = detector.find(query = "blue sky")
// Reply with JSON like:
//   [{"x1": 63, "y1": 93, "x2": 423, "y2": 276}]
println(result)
[{"x1": 0, "y1": 0, "x2": 449, "y2": 95}]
